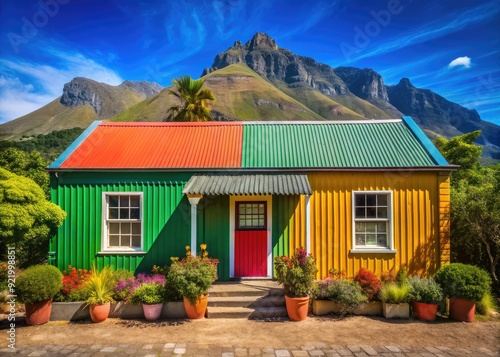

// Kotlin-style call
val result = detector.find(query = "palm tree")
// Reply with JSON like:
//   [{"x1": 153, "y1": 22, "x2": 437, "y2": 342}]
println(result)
[{"x1": 166, "y1": 76, "x2": 215, "y2": 122}]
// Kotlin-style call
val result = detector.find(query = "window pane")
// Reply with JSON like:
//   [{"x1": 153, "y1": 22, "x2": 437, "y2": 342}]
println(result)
[
  {"x1": 355, "y1": 234, "x2": 365, "y2": 245},
  {"x1": 109, "y1": 196, "x2": 118, "y2": 207},
  {"x1": 366, "y1": 195, "x2": 376, "y2": 206},
  {"x1": 130, "y1": 196, "x2": 140, "y2": 207},
  {"x1": 252, "y1": 206, "x2": 258, "y2": 214},
  {"x1": 130, "y1": 208, "x2": 140, "y2": 219},
  {"x1": 366, "y1": 234, "x2": 376, "y2": 245},
  {"x1": 132, "y1": 223, "x2": 141, "y2": 234},
  {"x1": 121, "y1": 223, "x2": 131, "y2": 234},
  {"x1": 259, "y1": 218, "x2": 265, "y2": 226},
  {"x1": 120, "y1": 196, "x2": 129, "y2": 207},
  {"x1": 355, "y1": 208, "x2": 365, "y2": 218},
  {"x1": 119, "y1": 208, "x2": 129, "y2": 219},
  {"x1": 246, "y1": 219, "x2": 252, "y2": 226},
  {"x1": 377, "y1": 234, "x2": 387, "y2": 247},
  {"x1": 355, "y1": 194, "x2": 365, "y2": 207},
  {"x1": 355, "y1": 222, "x2": 365, "y2": 233},
  {"x1": 366, "y1": 207, "x2": 376, "y2": 218},
  {"x1": 121, "y1": 236, "x2": 131, "y2": 247},
  {"x1": 239, "y1": 219, "x2": 245, "y2": 227},
  {"x1": 377, "y1": 222, "x2": 387, "y2": 232},
  {"x1": 259, "y1": 205, "x2": 264, "y2": 214},
  {"x1": 377, "y1": 195, "x2": 387, "y2": 206},
  {"x1": 377, "y1": 207, "x2": 388, "y2": 218},
  {"x1": 109, "y1": 223, "x2": 120, "y2": 234},
  {"x1": 252, "y1": 219, "x2": 258, "y2": 226},
  {"x1": 365, "y1": 223, "x2": 376, "y2": 232},
  {"x1": 109, "y1": 208, "x2": 118, "y2": 219},
  {"x1": 132, "y1": 236, "x2": 141, "y2": 247},
  {"x1": 109, "y1": 235, "x2": 120, "y2": 247}
]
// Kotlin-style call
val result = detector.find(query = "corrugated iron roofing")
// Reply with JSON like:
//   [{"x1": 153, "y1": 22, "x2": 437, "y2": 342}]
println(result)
[
  {"x1": 60, "y1": 122, "x2": 243, "y2": 169},
  {"x1": 182, "y1": 174, "x2": 312, "y2": 195},
  {"x1": 241, "y1": 121, "x2": 436, "y2": 167}
]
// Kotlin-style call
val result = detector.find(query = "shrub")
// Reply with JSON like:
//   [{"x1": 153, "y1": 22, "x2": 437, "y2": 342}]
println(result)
[
  {"x1": 435, "y1": 263, "x2": 492, "y2": 302},
  {"x1": 379, "y1": 283, "x2": 410, "y2": 304},
  {"x1": 326, "y1": 279, "x2": 366, "y2": 309},
  {"x1": 395, "y1": 266, "x2": 409, "y2": 286},
  {"x1": 167, "y1": 245, "x2": 218, "y2": 305},
  {"x1": 274, "y1": 248, "x2": 317, "y2": 298},
  {"x1": 380, "y1": 271, "x2": 396, "y2": 283},
  {"x1": 312, "y1": 279, "x2": 335, "y2": 300},
  {"x1": 114, "y1": 273, "x2": 165, "y2": 302},
  {"x1": 16, "y1": 265, "x2": 62, "y2": 304},
  {"x1": 54, "y1": 265, "x2": 92, "y2": 302},
  {"x1": 476, "y1": 291, "x2": 498, "y2": 316},
  {"x1": 407, "y1": 276, "x2": 443, "y2": 304},
  {"x1": 111, "y1": 269, "x2": 134, "y2": 287},
  {"x1": 0, "y1": 262, "x2": 8, "y2": 291},
  {"x1": 84, "y1": 265, "x2": 115, "y2": 305},
  {"x1": 130, "y1": 283, "x2": 165, "y2": 305},
  {"x1": 354, "y1": 268, "x2": 381, "y2": 301}
]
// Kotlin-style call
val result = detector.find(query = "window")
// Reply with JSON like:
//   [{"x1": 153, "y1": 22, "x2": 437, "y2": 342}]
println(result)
[
  {"x1": 102, "y1": 193, "x2": 143, "y2": 252},
  {"x1": 236, "y1": 202, "x2": 266, "y2": 230},
  {"x1": 352, "y1": 191, "x2": 395, "y2": 253}
]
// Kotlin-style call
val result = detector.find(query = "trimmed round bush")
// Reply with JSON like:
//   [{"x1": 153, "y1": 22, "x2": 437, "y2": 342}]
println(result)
[
  {"x1": 435, "y1": 263, "x2": 491, "y2": 302},
  {"x1": 16, "y1": 265, "x2": 62, "y2": 304},
  {"x1": 408, "y1": 276, "x2": 443, "y2": 304}
]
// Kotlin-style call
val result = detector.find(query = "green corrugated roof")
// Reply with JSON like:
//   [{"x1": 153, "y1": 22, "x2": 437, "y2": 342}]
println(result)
[{"x1": 241, "y1": 120, "x2": 437, "y2": 168}]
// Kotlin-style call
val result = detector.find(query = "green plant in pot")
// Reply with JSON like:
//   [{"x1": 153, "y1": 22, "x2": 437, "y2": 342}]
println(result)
[
  {"x1": 379, "y1": 282, "x2": 410, "y2": 319},
  {"x1": 312, "y1": 278, "x2": 366, "y2": 315},
  {"x1": 167, "y1": 244, "x2": 218, "y2": 319},
  {"x1": 435, "y1": 263, "x2": 492, "y2": 322},
  {"x1": 408, "y1": 275, "x2": 443, "y2": 321},
  {"x1": 16, "y1": 264, "x2": 62, "y2": 325},
  {"x1": 83, "y1": 265, "x2": 115, "y2": 323},
  {"x1": 275, "y1": 248, "x2": 318, "y2": 321},
  {"x1": 130, "y1": 282, "x2": 165, "y2": 321}
]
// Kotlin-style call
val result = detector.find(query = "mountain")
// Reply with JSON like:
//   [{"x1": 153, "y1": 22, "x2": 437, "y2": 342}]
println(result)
[{"x1": 0, "y1": 78, "x2": 162, "y2": 140}]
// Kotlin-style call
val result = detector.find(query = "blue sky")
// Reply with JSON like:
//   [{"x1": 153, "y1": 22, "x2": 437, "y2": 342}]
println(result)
[{"x1": 0, "y1": 0, "x2": 499, "y2": 126}]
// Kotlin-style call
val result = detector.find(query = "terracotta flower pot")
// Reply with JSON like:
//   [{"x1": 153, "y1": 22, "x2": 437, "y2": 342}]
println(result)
[
  {"x1": 183, "y1": 295, "x2": 208, "y2": 319},
  {"x1": 449, "y1": 297, "x2": 475, "y2": 322},
  {"x1": 285, "y1": 295, "x2": 310, "y2": 321},
  {"x1": 89, "y1": 303, "x2": 111, "y2": 323},
  {"x1": 142, "y1": 303, "x2": 163, "y2": 321},
  {"x1": 25, "y1": 299, "x2": 52, "y2": 326},
  {"x1": 413, "y1": 301, "x2": 438, "y2": 321}
]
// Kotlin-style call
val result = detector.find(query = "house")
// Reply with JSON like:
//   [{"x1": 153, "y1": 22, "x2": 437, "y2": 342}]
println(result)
[{"x1": 48, "y1": 116, "x2": 455, "y2": 280}]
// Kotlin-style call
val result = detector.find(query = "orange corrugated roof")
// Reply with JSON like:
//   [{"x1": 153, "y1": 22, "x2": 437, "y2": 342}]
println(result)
[{"x1": 60, "y1": 122, "x2": 243, "y2": 169}]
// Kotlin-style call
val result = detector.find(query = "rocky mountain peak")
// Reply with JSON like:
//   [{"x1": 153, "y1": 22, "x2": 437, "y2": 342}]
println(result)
[
  {"x1": 397, "y1": 78, "x2": 414, "y2": 88},
  {"x1": 121, "y1": 80, "x2": 163, "y2": 98},
  {"x1": 335, "y1": 66, "x2": 389, "y2": 101},
  {"x1": 245, "y1": 32, "x2": 278, "y2": 51},
  {"x1": 60, "y1": 77, "x2": 104, "y2": 114}
]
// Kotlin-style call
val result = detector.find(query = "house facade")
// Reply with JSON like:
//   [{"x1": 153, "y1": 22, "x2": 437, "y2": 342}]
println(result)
[{"x1": 48, "y1": 117, "x2": 454, "y2": 280}]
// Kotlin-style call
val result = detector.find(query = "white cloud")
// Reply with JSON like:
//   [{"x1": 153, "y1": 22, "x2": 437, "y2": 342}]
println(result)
[
  {"x1": 448, "y1": 56, "x2": 471, "y2": 68},
  {"x1": 0, "y1": 49, "x2": 123, "y2": 124}
]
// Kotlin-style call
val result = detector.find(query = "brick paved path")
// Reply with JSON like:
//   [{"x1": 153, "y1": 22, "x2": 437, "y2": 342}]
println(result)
[{"x1": 1, "y1": 343, "x2": 498, "y2": 356}]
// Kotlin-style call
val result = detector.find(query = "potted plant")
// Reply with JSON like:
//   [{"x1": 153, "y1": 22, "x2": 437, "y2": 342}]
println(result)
[
  {"x1": 83, "y1": 265, "x2": 115, "y2": 323},
  {"x1": 379, "y1": 282, "x2": 410, "y2": 319},
  {"x1": 312, "y1": 278, "x2": 366, "y2": 315},
  {"x1": 16, "y1": 265, "x2": 62, "y2": 325},
  {"x1": 130, "y1": 282, "x2": 165, "y2": 321},
  {"x1": 353, "y1": 267, "x2": 383, "y2": 315},
  {"x1": 408, "y1": 275, "x2": 443, "y2": 321},
  {"x1": 435, "y1": 263, "x2": 492, "y2": 322},
  {"x1": 274, "y1": 248, "x2": 318, "y2": 321},
  {"x1": 167, "y1": 244, "x2": 218, "y2": 319}
]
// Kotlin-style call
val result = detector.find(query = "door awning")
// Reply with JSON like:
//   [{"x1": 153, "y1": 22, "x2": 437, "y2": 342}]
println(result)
[{"x1": 182, "y1": 174, "x2": 312, "y2": 196}]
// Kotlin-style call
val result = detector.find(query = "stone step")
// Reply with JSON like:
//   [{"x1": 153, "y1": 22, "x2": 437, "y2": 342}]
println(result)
[
  {"x1": 208, "y1": 295, "x2": 285, "y2": 308},
  {"x1": 249, "y1": 307, "x2": 288, "y2": 320},
  {"x1": 207, "y1": 306, "x2": 288, "y2": 319},
  {"x1": 209, "y1": 282, "x2": 284, "y2": 298}
]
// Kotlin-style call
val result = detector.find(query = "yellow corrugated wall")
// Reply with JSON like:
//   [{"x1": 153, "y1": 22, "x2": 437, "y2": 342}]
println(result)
[{"x1": 290, "y1": 171, "x2": 450, "y2": 279}]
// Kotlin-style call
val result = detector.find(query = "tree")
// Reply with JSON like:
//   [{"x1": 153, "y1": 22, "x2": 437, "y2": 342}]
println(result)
[
  {"x1": 0, "y1": 168, "x2": 66, "y2": 267},
  {"x1": 166, "y1": 76, "x2": 215, "y2": 122},
  {"x1": 0, "y1": 148, "x2": 49, "y2": 197}
]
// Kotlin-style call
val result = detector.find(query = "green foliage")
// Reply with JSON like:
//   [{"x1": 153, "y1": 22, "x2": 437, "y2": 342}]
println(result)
[
  {"x1": 354, "y1": 267, "x2": 381, "y2": 301},
  {"x1": 407, "y1": 276, "x2": 443, "y2": 304},
  {"x1": 0, "y1": 148, "x2": 49, "y2": 197},
  {"x1": 16, "y1": 265, "x2": 62, "y2": 304},
  {"x1": 379, "y1": 283, "x2": 410, "y2": 304},
  {"x1": 435, "y1": 263, "x2": 492, "y2": 302},
  {"x1": 313, "y1": 279, "x2": 366, "y2": 310},
  {"x1": 166, "y1": 76, "x2": 215, "y2": 122},
  {"x1": 476, "y1": 291, "x2": 498, "y2": 315},
  {"x1": 395, "y1": 266, "x2": 409, "y2": 286},
  {"x1": 84, "y1": 265, "x2": 115, "y2": 305},
  {"x1": 0, "y1": 168, "x2": 66, "y2": 267},
  {"x1": 130, "y1": 283, "x2": 165, "y2": 305},
  {"x1": 274, "y1": 248, "x2": 318, "y2": 298},
  {"x1": 111, "y1": 269, "x2": 134, "y2": 287},
  {"x1": 167, "y1": 245, "x2": 218, "y2": 305},
  {"x1": 0, "y1": 128, "x2": 84, "y2": 162}
]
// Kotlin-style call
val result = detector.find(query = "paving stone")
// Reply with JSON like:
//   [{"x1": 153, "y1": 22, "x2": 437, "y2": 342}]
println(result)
[
  {"x1": 377, "y1": 353, "x2": 395, "y2": 357},
  {"x1": 27, "y1": 351, "x2": 47, "y2": 357},
  {"x1": 324, "y1": 353, "x2": 341, "y2": 357},
  {"x1": 309, "y1": 350, "x2": 325, "y2": 356},
  {"x1": 262, "y1": 349, "x2": 275, "y2": 354},
  {"x1": 354, "y1": 353, "x2": 368, "y2": 357},
  {"x1": 329, "y1": 346, "x2": 343, "y2": 351},
  {"x1": 174, "y1": 348, "x2": 187, "y2": 354},
  {"x1": 435, "y1": 347, "x2": 451, "y2": 352},
  {"x1": 359, "y1": 346, "x2": 378, "y2": 356},
  {"x1": 142, "y1": 344, "x2": 154, "y2": 349},
  {"x1": 315, "y1": 344, "x2": 329, "y2": 349},
  {"x1": 384, "y1": 347, "x2": 400, "y2": 353},
  {"x1": 164, "y1": 344, "x2": 176, "y2": 349},
  {"x1": 235, "y1": 348, "x2": 248, "y2": 356},
  {"x1": 373, "y1": 347, "x2": 389, "y2": 353},
  {"x1": 221, "y1": 353, "x2": 235, "y2": 357},
  {"x1": 262, "y1": 354, "x2": 275, "y2": 357},
  {"x1": 292, "y1": 350, "x2": 309, "y2": 357},
  {"x1": 249, "y1": 348, "x2": 261, "y2": 356},
  {"x1": 0, "y1": 348, "x2": 15, "y2": 354},
  {"x1": 302, "y1": 346, "x2": 316, "y2": 351},
  {"x1": 275, "y1": 350, "x2": 291, "y2": 357},
  {"x1": 337, "y1": 349, "x2": 354, "y2": 356},
  {"x1": 419, "y1": 353, "x2": 438, "y2": 357},
  {"x1": 348, "y1": 346, "x2": 361, "y2": 353},
  {"x1": 91, "y1": 344, "x2": 104, "y2": 350},
  {"x1": 100, "y1": 346, "x2": 118, "y2": 353}
]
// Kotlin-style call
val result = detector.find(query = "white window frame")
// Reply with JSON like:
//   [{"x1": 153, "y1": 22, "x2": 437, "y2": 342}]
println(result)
[
  {"x1": 101, "y1": 192, "x2": 144, "y2": 254},
  {"x1": 350, "y1": 190, "x2": 396, "y2": 254}
]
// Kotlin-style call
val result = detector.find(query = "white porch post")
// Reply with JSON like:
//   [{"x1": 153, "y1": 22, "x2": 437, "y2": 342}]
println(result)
[
  {"x1": 187, "y1": 194, "x2": 203, "y2": 256},
  {"x1": 305, "y1": 195, "x2": 311, "y2": 254}
]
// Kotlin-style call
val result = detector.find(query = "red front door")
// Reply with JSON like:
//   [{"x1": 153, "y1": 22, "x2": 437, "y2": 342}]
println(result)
[{"x1": 234, "y1": 202, "x2": 267, "y2": 277}]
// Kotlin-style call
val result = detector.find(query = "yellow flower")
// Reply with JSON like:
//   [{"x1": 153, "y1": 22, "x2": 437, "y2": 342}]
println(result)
[
  {"x1": 185, "y1": 245, "x2": 191, "y2": 251},
  {"x1": 203, "y1": 251, "x2": 208, "y2": 257},
  {"x1": 200, "y1": 243, "x2": 207, "y2": 250}
]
